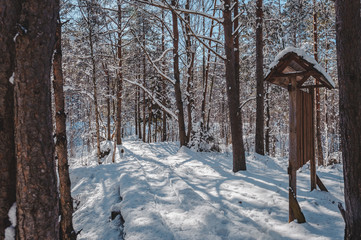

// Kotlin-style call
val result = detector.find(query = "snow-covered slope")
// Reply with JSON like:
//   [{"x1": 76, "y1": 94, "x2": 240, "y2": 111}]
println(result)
[{"x1": 70, "y1": 139, "x2": 345, "y2": 240}]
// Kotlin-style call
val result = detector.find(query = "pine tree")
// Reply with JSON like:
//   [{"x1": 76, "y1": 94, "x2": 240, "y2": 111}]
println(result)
[
  {"x1": 14, "y1": 0, "x2": 59, "y2": 238},
  {"x1": 335, "y1": 0, "x2": 361, "y2": 239}
]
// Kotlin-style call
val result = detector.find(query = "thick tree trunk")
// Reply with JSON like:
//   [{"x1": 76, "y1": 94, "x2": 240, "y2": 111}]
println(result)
[
  {"x1": 255, "y1": 0, "x2": 265, "y2": 155},
  {"x1": 0, "y1": 0, "x2": 18, "y2": 238},
  {"x1": 335, "y1": 1, "x2": 361, "y2": 239},
  {"x1": 53, "y1": 20, "x2": 77, "y2": 240},
  {"x1": 14, "y1": 0, "x2": 59, "y2": 238},
  {"x1": 223, "y1": 0, "x2": 246, "y2": 171},
  {"x1": 171, "y1": 0, "x2": 187, "y2": 146},
  {"x1": 116, "y1": 3, "x2": 123, "y2": 145}
]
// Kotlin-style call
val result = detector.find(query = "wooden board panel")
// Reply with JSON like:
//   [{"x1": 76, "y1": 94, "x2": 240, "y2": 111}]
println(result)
[{"x1": 296, "y1": 90, "x2": 314, "y2": 169}]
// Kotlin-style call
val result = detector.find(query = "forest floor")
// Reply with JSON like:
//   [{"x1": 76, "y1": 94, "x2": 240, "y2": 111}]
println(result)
[{"x1": 70, "y1": 137, "x2": 345, "y2": 240}]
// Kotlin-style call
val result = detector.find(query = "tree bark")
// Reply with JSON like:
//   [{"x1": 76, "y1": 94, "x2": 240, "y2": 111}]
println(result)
[
  {"x1": 0, "y1": 0, "x2": 18, "y2": 238},
  {"x1": 142, "y1": 20, "x2": 147, "y2": 143},
  {"x1": 171, "y1": 0, "x2": 187, "y2": 146},
  {"x1": 53, "y1": 19, "x2": 77, "y2": 240},
  {"x1": 102, "y1": 63, "x2": 111, "y2": 141},
  {"x1": 137, "y1": 85, "x2": 142, "y2": 140},
  {"x1": 148, "y1": 104, "x2": 152, "y2": 143},
  {"x1": 161, "y1": 10, "x2": 167, "y2": 142},
  {"x1": 135, "y1": 86, "x2": 138, "y2": 136},
  {"x1": 200, "y1": 0, "x2": 217, "y2": 131},
  {"x1": 335, "y1": 1, "x2": 361, "y2": 239},
  {"x1": 14, "y1": 0, "x2": 59, "y2": 238},
  {"x1": 313, "y1": 0, "x2": 324, "y2": 166},
  {"x1": 116, "y1": 3, "x2": 123, "y2": 145},
  {"x1": 255, "y1": 0, "x2": 265, "y2": 155},
  {"x1": 223, "y1": 0, "x2": 246, "y2": 171},
  {"x1": 88, "y1": 22, "x2": 101, "y2": 163},
  {"x1": 185, "y1": 0, "x2": 194, "y2": 143},
  {"x1": 265, "y1": 83, "x2": 270, "y2": 155}
]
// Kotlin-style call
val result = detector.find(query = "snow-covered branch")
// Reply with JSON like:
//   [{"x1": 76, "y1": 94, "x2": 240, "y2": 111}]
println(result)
[
  {"x1": 154, "y1": 48, "x2": 174, "y2": 63},
  {"x1": 134, "y1": 0, "x2": 223, "y2": 23},
  {"x1": 239, "y1": 97, "x2": 256, "y2": 110},
  {"x1": 124, "y1": 79, "x2": 178, "y2": 120},
  {"x1": 161, "y1": 1, "x2": 226, "y2": 61},
  {"x1": 191, "y1": 34, "x2": 223, "y2": 46},
  {"x1": 131, "y1": 29, "x2": 175, "y2": 85}
]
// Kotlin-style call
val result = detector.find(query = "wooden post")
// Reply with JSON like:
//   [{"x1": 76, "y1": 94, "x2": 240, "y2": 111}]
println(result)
[
  {"x1": 316, "y1": 174, "x2": 328, "y2": 192},
  {"x1": 288, "y1": 77, "x2": 298, "y2": 222},
  {"x1": 310, "y1": 90, "x2": 317, "y2": 191}
]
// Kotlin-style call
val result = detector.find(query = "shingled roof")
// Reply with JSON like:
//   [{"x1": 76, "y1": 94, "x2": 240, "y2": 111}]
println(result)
[{"x1": 265, "y1": 47, "x2": 335, "y2": 89}]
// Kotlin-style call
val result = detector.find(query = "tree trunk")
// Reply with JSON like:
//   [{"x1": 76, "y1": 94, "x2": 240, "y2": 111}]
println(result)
[
  {"x1": 102, "y1": 62, "x2": 111, "y2": 141},
  {"x1": 148, "y1": 104, "x2": 152, "y2": 143},
  {"x1": 202, "y1": 1, "x2": 217, "y2": 132},
  {"x1": 0, "y1": 0, "x2": 18, "y2": 238},
  {"x1": 185, "y1": 0, "x2": 194, "y2": 143},
  {"x1": 142, "y1": 20, "x2": 147, "y2": 143},
  {"x1": 137, "y1": 86, "x2": 142, "y2": 140},
  {"x1": 223, "y1": 0, "x2": 246, "y2": 171},
  {"x1": 265, "y1": 83, "x2": 271, "y2": 155},
  {"x1": 14, "y1": 0, "x2": 59, "y2": 238},
  {"x1": 171, "y1": 0, "x2": 187, "y2": 146},
  {"x1": 53, "y1": 19, "x2": 77, "y2": 240},
  {"x1": 135, "y1": 86, "x2": 138, "y2": 136},
  {"x1": 161, "y1": 10, "x2": 167, "y2": 142},
  {"x1": 155, "y1": 117, "x2": 158, "y2": 142},
  {"x1": 255, "y1": 0, "x2": 265, "y2": 155},
  {"x1": 89, "y1": 25, "x2": 101, "y2": 163},
  {"x1": 116, "y1": 3, "x2": 123, "y2": 145},
  {"x1": 335, "y1": 1, "x2": 361, "y2": 239},
  {"x1": 313, "y1": 0, "x2": 324, "y2": 166}
]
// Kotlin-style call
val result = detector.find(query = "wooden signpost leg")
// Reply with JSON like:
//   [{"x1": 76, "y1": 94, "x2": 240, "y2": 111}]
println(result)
[
  {"x1": 288, "y1": 78, "x2": 298, "y2": 223},
  {"x1": 310, "y1": 90, "x2": 317, "y2": 191}
]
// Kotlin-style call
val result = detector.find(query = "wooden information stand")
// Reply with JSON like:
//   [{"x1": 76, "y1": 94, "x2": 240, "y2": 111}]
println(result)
[{"x1": 264, "y1": 48, "x2": 334, "y2": 223}]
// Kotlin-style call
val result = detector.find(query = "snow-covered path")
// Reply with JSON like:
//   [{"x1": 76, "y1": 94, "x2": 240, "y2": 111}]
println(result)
[{"x1": 70, "y1": 139, "x2": 345, "y2": 240}]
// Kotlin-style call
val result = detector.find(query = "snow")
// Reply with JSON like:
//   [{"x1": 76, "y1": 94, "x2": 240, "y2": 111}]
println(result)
[
  {"x1": 268, "y1": 47, "x2": 335, "y2": 88},
  {"x1": 9, "y1": 72, "x2": 14, "y2": 85},
  {"x1": 13, "y1": 33, "x2": 19, "y2": 42},
  {"x1": 5, "y1": 203, "x2": 16, "y2": 240},
  {"x1": 71, "y1": 138, "x2": 345, "y2": 240}
]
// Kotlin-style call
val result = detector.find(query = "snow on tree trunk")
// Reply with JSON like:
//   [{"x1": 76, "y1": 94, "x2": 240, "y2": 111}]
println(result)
[
  {"x1": 223, "y1": 0, "x2": 246, "y2": 171},
  {"x1": 53, "y1": 19, "x2": 76, "y2": 240},
  {"x1": 0, "y1": 0, "x2": 18, "y2": 238}
]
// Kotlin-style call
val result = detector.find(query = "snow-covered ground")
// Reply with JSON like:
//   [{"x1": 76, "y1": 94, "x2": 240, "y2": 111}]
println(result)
[{"x1": 70, "y1": 138, "x2": 345, "y2": 240}]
